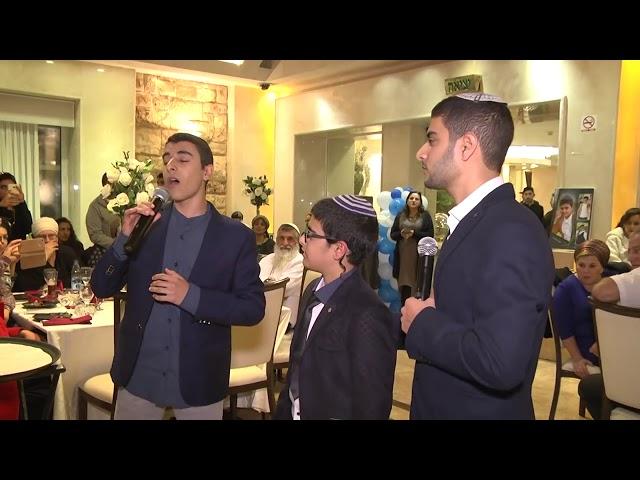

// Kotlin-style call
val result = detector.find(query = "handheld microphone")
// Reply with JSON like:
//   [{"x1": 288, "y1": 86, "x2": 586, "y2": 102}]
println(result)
[
  {"x1": 415, "y1": 236, "x2": 438, "y2": 300},
  {"x1": 123, "y1": 187, "x2": 170, "y2": 255}
]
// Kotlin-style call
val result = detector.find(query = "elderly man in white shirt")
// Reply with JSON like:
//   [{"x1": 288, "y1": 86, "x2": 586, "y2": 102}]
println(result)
[{"x1": 259, "y1": 223, "x2": 304, "y2": 326}]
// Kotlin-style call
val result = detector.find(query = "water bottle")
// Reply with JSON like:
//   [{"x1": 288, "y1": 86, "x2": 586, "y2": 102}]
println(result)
[{"x1": 71, "y1": 260, "x2": 82, "y2": 291}]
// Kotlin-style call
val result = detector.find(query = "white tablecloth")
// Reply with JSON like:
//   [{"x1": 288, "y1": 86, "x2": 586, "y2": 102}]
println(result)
[
  {"x1": 12, "y1": 301, "x2": 115, "y2": 420},
  {"x1": 13, "y1": 302, "x2": 292, "y2": 419}
]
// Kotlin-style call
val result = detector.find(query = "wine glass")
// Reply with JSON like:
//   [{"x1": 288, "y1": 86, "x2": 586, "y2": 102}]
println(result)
[
  {"x1": 81, "y1": 285, "x2": 94, "y2": 306},
  {"x1": 80, "y1": 267, "x2": 93, "y2": 287}
]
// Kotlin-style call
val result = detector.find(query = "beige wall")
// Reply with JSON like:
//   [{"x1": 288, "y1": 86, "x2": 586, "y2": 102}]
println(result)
[
  {"x1": 229, "y1": 86, "x2": 275, "y2": 227},
  {"x1": 275, "y1": 60, "x2": 621, "y2": 241},
  {"x1": 0, "y1": 60, "x2": 135, "y2": 246}
]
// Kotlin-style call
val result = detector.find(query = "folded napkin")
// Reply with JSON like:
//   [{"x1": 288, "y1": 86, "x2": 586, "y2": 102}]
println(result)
[
  {"x1": 25, "y1": 291, "x2": 58, "y2": 303},
  {"x1": 42, "y1": 315, "x2": 92, "y2": 326}
]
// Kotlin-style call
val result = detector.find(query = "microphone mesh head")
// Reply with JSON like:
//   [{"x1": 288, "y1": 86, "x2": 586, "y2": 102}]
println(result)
[
  {"x1": 153, "y1": 187, "x2": 170, "y2": 202},
  {"x1": 417, "y1": 236, "x2": 438, "y2": 256}
]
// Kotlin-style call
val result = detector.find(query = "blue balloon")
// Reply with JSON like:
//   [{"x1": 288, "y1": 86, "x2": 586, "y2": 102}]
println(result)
[
  {"x1": 379, "y1": 279, "x2": 391, "y2": 289},
  {"x1": 378, "y1": 224, "x2": 389, "y2": 239},
  {"x1": 389, "y1": 198, "x2": 404, "y2": 216},
  {"x1": 390, "y1": 188, "x2": 403, "y2": 199},
  {"x1": 389, "y1": 299, "x2": 402, "y2": 313},
  {"x1": 378, "y1": 285, "x2": 396, "y2": 303},
  {"x1": 378, "y1": 238, "x2": 395, "y2": 255}
]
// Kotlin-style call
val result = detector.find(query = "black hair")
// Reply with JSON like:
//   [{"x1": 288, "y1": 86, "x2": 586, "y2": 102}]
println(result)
[
  {"x1": 431, "y1": 96, "x2": 514, "y2": 172},
  {"x1": 101, "y1": 173, "x2": 109, "y2": 186},
  {"x1": 0, "y1": 172, "x2": 17, "y2": 183},
  {"x1": 522, "y1": 186, "x2": 534, "y2": 194},
  {"x1": 616, "y1": 208, "x2": 640, "y2": 228},
  {"x1": 403, "y1": 191, "x2": 425, "y2": 217},
  {"x1": 231, "y1": 211, "x2": 244, "y2": 220},
  {"x1": 165, "y1": 132, "x2": 214, "y2": 167},
  {"x1": 55, "y1": 217, "x2": 79, "y2": 243},
  {"x1": 559, "y1": 196, "x2": 574, "y2": 207},
  {"x1": 311, "y1": 197, "x2": 378, "y2": 267}
]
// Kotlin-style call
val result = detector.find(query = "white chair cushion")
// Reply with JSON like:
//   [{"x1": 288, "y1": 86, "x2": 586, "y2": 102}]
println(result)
[
  {"x1": 80, "y1": 373, "x2": 114, "y2": 403},
  {"x1": 561, "y1": 361, "x2": 601, "y2": 375},
  {"x1": 274, "y1": 332, "x2": 292, "y2": 364},
  {"x1": 611, "y1": 407, "x2": 640, "y2": 420},
  {"x1": 229, "y1": 365, "x2": 266, "y2": 388}
]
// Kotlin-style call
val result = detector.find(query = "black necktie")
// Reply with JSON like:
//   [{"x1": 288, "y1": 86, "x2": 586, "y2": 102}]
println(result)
[{"x1": 289, "y1": 292, "x2": 321, "y2": 401}]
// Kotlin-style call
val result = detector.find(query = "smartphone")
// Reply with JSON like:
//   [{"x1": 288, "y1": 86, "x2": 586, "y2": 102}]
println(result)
[{"x1": 7, "y1": 183, "x2": 20, "y2": 194}]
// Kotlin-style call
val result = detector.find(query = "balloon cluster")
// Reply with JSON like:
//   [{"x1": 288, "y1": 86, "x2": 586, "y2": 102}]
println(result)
[{"x1": 376, "y1": 187, "x2": 428, "y2": 313}]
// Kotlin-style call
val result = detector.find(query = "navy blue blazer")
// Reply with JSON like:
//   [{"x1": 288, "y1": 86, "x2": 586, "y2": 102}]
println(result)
[
  {"x1": 91, "y1": 203, "x2": 265, "y2": 406},
  {"x1": 406, "y1": 183, "x2": 554, "y2": 419},
  {"x1": 274, "y1": 270, "x2": 398, "y2": 420}
]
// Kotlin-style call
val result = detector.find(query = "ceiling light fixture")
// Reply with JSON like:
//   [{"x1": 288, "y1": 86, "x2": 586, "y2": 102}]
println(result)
[
  {"x1": 46, "y1": 60, "x2": 54, "y2": 64},
  {"x1": 218, "y1": 60, "x2": 244, "y2": 66},
  {"x1": 97, "y1": 68, "x2": 105, "y2": 73}
]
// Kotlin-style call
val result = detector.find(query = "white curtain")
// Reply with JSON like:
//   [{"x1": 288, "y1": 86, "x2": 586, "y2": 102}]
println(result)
[{"x1": 0, "y1": 121, "x2": 40, "y2": 220}]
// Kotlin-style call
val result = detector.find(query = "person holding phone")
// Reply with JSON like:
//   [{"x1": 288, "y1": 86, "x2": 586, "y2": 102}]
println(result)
[
  {"x1": 13, "y1": 217, "x2": 78, "y2": 292},
  {"x1": 0, "y1": 172, "x2": 33, "y2": 241}
]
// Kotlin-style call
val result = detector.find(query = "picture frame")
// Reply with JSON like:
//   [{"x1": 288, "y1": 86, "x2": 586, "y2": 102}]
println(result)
[{"x1": 549, "y1": 188, "x2": 594, "y2": 250}]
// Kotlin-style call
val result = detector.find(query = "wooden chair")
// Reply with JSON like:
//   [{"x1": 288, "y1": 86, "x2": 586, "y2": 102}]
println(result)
[
  {"x1": 548, "y1": 307, "x2": 596, "y2": 419},
  {"x1": 77, "y1": 292, "x2": 126, "y2": 420},
  {"x1": 591, "y1": 299, "x2": 640, "y2": 420},
  {"x1": 273, "y1": 267, "x2": 322, "y2": 380},
  {"x1": 228, "y1": 278, "x2": 288, "y2": 419}
]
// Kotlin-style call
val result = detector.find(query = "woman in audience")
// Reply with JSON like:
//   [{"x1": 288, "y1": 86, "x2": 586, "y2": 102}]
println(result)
[
  {"x1": 390, "y1": 191, "x2": 434, "y2": 305},
  {"x1": 552, "y1": 240, "x2": 609, "y2": 379},
  {"x1": 0, "y1": 218, "x2": 20, "y2": 278},
  {"x1": 252, "y1": 214, "x2": 275, "y2": 258},
  {"x1": 605, "y1": 208, "x2": 640, "y2": 265},
  {"x1": 56, "y1": 217, "x2": 85, "y2": 262}
]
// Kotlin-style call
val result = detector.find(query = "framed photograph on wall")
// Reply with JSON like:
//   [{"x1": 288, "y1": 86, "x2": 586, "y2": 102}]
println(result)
[{"x1": 549, "y1": 188, "x2": 594, "y2": 250}]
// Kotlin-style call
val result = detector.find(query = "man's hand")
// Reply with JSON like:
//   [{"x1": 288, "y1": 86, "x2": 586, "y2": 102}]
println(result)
[
  {"x1": 19, "y1": 329, "x2": 41, "y2": 341},
  {"x1": 44, "y1": 239, "x2": 58, "y2": 263},
  {"x1": 572, "y1": 357, "x2": 594, "y2": 379},
  {"x1": 149, "y1": 268, "x2": 189, "y2": 306},
  {"x1": 121, "y1": 201, "x2": 161, "y2": 237},
  {"x1": 400, "y1": 296, "x2": 435, "y2": 334},
  {"x1": 11, "y1": 185, "x2": 25, "y2": 204}
]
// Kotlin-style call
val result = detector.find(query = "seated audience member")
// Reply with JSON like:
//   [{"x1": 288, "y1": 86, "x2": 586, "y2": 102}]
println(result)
[
  {"x1": 552, "y1": 240, "x2": 610, "y2": 378},
  {"x1": 13, "y1": 217, "x2": 78, "y2": 292},
  {"x1": 56, "y1": 217, "x2": 85, "y2": 263},
  {"x1": 605, "y1": 208, "x2": 640, "y2": 265},
  {"x1": 0, "y1": 172, "x2": 33, "y2": 241},
  {"x1": 259, "y1": 223, "x2": 304, "y2": 326},
  {"x1": 0, "y1": 218, "x2": 20, "y2": 279},
  {"x1": 578, "y1": 230, "x2": 640, "y2": 419},
  {"x1": 230, "y1": 211, "x2": 244, "y2": 222},
  {"x1": 252, "y1": 214, "x2": 275, "y2": 258}
]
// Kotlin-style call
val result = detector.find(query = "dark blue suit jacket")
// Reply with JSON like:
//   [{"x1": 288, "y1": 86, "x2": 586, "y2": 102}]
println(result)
[
  {"x1": 91, "y1": 203, "x2": 265, "y2": 406},
  {"x1": 274, "y1": 270, "x2": 398, "y2": 419},
  {"x1": 406, "y1": 183, "x2": 554, "y2": 419}
]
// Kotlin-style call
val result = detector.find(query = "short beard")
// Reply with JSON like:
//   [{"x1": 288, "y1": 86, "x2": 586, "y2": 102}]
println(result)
[
  {"x1": 423, "y1": 140, "x2": 457, "y2": 190},
  {"x1": 272, "y1": 246, "x2": 298, "y2": 272}
]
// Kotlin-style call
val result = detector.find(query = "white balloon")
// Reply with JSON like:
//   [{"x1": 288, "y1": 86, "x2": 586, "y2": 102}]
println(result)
[
  {"x1": 378, "y1": 251, "x2": 389, "y2": 265},
  {"x1": 401, "y1": 190, "x2": 410, "y2": 202},
  {"x1": 379, "y1": 210, "x2": 394, "y2": 228},
  {"x1": 377, "y1": 191, "x2": 392, "y2": 210},
  {"x1": 390, "y1": 278, "x2": 398, "y2": 291},
  {"x1": 378, "y1": 262, "x2": 393, "y2": 280},
  {"x1": 422, "y1": 195, "x2": 429, "y2": 211}
]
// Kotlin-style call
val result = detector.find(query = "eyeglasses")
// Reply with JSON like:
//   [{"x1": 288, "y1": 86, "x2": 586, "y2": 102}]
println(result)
[{"x1": 302, "y1": 229, "x2": 337, "y2": 243}]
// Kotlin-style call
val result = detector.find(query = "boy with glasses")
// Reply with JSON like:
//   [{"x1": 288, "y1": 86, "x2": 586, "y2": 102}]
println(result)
[{"x1": 274, "y1": 195, "x2": 397, "y2": 420}]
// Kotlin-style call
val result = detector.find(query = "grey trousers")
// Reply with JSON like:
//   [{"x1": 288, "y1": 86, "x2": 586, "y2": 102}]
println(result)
[{"x1": 114, "y1": 388, "x2": 224, "y2": 420}]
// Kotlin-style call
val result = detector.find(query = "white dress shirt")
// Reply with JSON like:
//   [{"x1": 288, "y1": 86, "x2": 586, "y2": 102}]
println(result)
[
  {"x1": 259, "y1": 251, "x2": 304, "y2": 325},
  {"x1": 561, "y1": 214, "x2": 573, "y2": 241},
  {"x1": 446, "y1": 176, "x2": 505, "y2": 237},
  {"x1": 611, "y1": 268, "x2": 640, "y2": 308}
]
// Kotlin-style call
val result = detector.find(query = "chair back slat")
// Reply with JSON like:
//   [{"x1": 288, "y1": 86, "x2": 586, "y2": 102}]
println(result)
[
  {"x1": 230, "y1": 278, "x2": 288, "y2": 369},
  {"x1": 592, "y1": 300, "x2": 640, "y2": 410}
]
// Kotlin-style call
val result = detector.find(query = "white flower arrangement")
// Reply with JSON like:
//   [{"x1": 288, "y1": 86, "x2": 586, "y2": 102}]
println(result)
[
  {"x1": 103, "y1": 151, "x2": 156, "y2": 218},
  {"x1": 243, "y1": 175, "x2": 272, "y2": 214}
]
